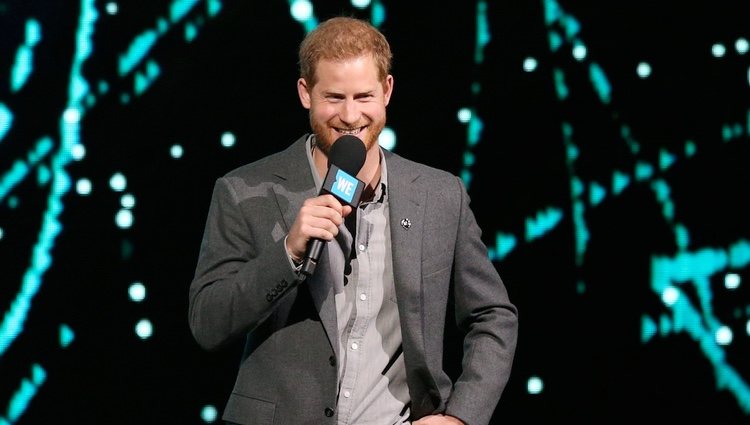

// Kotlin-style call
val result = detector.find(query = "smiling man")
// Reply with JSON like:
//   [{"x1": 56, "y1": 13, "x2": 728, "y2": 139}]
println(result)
[{"x1": 189, "y1": 16, "x2": 518, "y2": 425}]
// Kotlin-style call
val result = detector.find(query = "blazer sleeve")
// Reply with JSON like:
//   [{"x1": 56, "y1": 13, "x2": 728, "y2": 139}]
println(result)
[
  {"x1": 188, "y1": 176, "x2": 301, "y2": 351},
  {"x1": 444, "y1": 175, "x2": 519, "y2": 425}
]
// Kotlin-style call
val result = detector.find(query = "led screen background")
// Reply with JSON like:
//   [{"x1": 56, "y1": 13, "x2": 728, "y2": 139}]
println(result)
[{"x1": 1, "y1": 0, "x2": 750, "y2": 423}]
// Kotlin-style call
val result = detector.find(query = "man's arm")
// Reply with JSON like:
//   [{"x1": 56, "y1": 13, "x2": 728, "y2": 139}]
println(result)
[
  {"x1": 443, "y1": 176, "x2": 519, "y2": 425},
  {"x1": 188, "y1": 177, "x2": 301, "y2": 351}
]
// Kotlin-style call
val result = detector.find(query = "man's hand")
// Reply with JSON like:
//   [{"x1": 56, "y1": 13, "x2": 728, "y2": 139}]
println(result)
[
  {"x1": 286, "y1": 194, "x2": 352, "y2": 262},
  {"x1": 412, "y1": 414, "x2": 465, "y2": 425}
]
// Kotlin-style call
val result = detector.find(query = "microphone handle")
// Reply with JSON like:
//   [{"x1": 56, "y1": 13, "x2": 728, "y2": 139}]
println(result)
[{"x1": 300, "y1": 238, "x2": 325, "y2": 276}]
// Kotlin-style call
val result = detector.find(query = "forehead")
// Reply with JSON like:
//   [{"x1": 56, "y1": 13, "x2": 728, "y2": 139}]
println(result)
[{"x1": 313, "y1": 56, "x2": 382, "y2": 91}]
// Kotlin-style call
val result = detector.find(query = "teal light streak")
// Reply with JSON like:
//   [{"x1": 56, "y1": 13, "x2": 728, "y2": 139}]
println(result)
[
  {"x1": 475, "y1": 1, "x2": 490, "y2": 63},
  {"x1": 467, "y1": 114, "x2": 483, "y2": 147},
  {"x1": 0, "y1": 137, "x2": 53, "y2": 202},
  {"x1": 170, "y1": 0, "x2": 200, "y2": 22},
  {"x1": 459, "y1": 1, "x2": 487, "y2": 192},
  {"x1": 10, "y1": 19, "x2": 42, "y2": 93},
  {"x1": 525, "y1": 207, "x2": 563, "y2": 242},
  {"x1": 659, "y1": 148, "x2": 676, "y2": 171},
  {"x1": 185, "y1": 22, "x2": 198, "y2": 42},
  {"x1": 0, "y1": 0, "x2": 97, "y2": 359},
  {"x1": 572, "y1": 200, "x2": 588, "y2": 266},
  {"x1": 588, "y1": 181, "x2": 605, "y2": 206},
  {"x1": 1, "y1": 364, "x2": 46, "y2": 423},
  {"x1": 542, "y1": 0, "x2": 562, "y2": 26},
  {"x1": 118, "y1": 30, "x2": 158, "y2": 76},
  {"x1": 612, "y1": 170, "x2": 630, "y2": 195},
  {"x1": 547, "y1": 30, "x2": 562, "y2": 52},
  {"x1": 641, "y1": 314, "x2": 657, "y2": 343},
  {"x1": 634, "y1": 161, "x2": 653, "y2": 181},
  {"x1": 488, "y1": 232, "x2": 517, "y2": 261},
  {"x1": 207, "y1": 0, "x2": 222, "y2": 17},
  {"x1": 675, "y1": 223, "x2": 690, "y2": 250},
  {"x1": 553, "y1": 68, "x2": 568, "y2": 100},
  {"x1": 370, "y1": 0, "x2": 385, "y2": 28},
  {"x1": 134, "y1": 60, "x2": 161, "y2": 95},
  {"x1": 0, "y1": 103, "x2": 12, "y2": 142},
  {"x1": 589, "y1": 62, "x2": 611, "y2": 104},
  {"x1": 685, "y1": 140, "x2": 696, "y2": 157},
  {"x1": 59, "y1": 324, "x2": 75, "y2": 348},
  {"x1": 650, "y1": 241, "x2": 750, "y2": 413}
]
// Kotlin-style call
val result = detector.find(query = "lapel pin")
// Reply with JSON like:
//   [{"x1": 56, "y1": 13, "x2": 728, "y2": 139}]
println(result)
[{"x1": 400, "y1": 218, "x2": 411, "y2": 230}]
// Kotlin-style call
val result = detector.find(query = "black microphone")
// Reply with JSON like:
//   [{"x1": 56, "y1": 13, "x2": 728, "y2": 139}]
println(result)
[{"x1": 300, "y1": 135, "x2": 367, "y2": 277}]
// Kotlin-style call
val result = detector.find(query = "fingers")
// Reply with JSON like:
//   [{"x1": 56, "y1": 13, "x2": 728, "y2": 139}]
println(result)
[
  {"x1": 300, "y1": 195, "x2": 346, "y2": 234},
  {"x1": 286, "y1": 194, "x2": 350, "y2": 261}
]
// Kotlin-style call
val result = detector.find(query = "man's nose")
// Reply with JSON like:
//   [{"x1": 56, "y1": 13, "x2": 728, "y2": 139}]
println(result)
[{"x1": 339, "y1": 99, "x2": 361, "y2": 125}]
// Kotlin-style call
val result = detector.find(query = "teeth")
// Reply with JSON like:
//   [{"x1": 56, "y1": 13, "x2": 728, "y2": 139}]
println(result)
[{"x1": 338, "y1": 127, "x2": 362, "y2": 135}]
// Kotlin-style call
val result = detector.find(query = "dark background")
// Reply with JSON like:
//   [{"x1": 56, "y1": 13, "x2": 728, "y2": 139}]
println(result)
[{"x1": 2, "y1": 0, "x2": 750, "y2": 423}]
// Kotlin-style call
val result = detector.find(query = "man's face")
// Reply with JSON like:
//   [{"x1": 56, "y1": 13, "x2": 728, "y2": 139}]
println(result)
[{"x1": 297, "y1": 54, "x2": 393, "y2": 155}]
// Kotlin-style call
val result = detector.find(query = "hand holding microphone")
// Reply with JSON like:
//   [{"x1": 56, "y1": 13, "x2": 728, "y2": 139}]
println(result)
[{"x1": 287, "y1": 135, "x2": 367, "y2": 277}]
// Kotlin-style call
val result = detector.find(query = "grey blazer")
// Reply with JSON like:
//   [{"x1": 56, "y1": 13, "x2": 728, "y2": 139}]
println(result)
[{"x1": 189, "y1": 135, "x2": 518, "y2": 425}]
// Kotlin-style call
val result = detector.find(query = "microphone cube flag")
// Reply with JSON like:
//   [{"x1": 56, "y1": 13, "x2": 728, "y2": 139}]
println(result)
[{"x1": 322, "y1": 164, "x2": 364, "y2": 207}]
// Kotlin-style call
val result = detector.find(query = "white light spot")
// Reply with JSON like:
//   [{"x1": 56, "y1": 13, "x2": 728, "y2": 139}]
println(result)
[
  {"x1": 661, "y1": 286, "x2": 679, "y2": 306},
  {"x1": 116, "y1": 209, "x2": 134, "y2": 229},
  {"x1": 71, "y1": 143, "x2": 86, "y2": 160},
  {"x1": 121, "y1": 193, "x2": 135, "y2": 209},
  {"x1": 135, "y1": 319, "x2": 153, "y2": 339},
  {"x1": 715, "y1": 326, "x2": 732, "y2": 345},
  {"x1": 221, "y1": 132, "x2": 236, "y2": 148},
  {"x1": 636, "y1": 62, "x2": 651, "y2": 78},
  {"x1": 109, "y1": 172, "x2": 127, "y2": 191},
  {"x1": 457, "y1": 108, "x2": 472, "y2": 123},
  {"x1": 351, "y1": 0, "x2": 371, "y2": 9},
  {"x1": 712, "y1": 43, "x2": 726, "y2": 58},
  {"x1": 63, "y1": 107, "x2": 81, "y2": 124},
  {"x1": 105, "y1": 2, "x2": 118, "y2": 15},
  {"x1": 378, "y1": 127, "x2": 396, "y2": 151},
  {"x1": 0, "y1": 227, "x2": 4, "y2": 240},
  {"x1": 523, "y1": 57, "x2": 538, "y2": 71},
  {"x1": 736, "y1": 38, "x2": 749, "y2": 55},
  {"x1": 170, "y1": 144, "x2": 183, "y2": 159},
  {"x1": 527, "y1": 376, "x2": 543, "y2": 394},
  {"x1": 76, "y1": 178, "x2": 92, "y2": 195},
  {"x1": 129, "y1": 282, "x2": 146, "y2": 302},
  {"x1": 290, "y1": 0, "x2": 313, "y2": 22},
  {"x1": 201, "y1": 405, "x2": 218, "y2": 423},
  {"x1": 725, "y1": 273, "x2": 740, "y2": 290},
  {"x1": 572, "y1": 44, "x2": 586, "y2": 61}
]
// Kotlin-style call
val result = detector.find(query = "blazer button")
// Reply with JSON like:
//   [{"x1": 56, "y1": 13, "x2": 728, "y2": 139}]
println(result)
[
  {"x1": 328, "y1": 356, "x2": 336, "y2": 366},
  {"x1": 324, "y1": 407, "x2": 334, "y2": 417}
]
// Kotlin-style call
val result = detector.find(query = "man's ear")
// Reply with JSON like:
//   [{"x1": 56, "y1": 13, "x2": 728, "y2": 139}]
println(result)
[
  {"x1": 297, "y1": 78, "x2": 311, "y2": 109},
  {"x1": 383, "y1": 75, "x2": 394, "y2": 106}
]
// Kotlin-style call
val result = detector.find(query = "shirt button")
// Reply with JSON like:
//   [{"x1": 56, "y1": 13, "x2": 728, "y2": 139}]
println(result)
[
  {"x1": 359, "y1": 293, "x2": 367, "y2": 301},
  {"x1": 324, "y1": 407, "x2": 334, "y2": 417},
  {"x1": 351, "y1": 342, "x2": 359, "y2": 350},
  {"x1": 343, "y1": 390, "x2": 351, "y2": 398},
  {"x1": 358, "y1": 244, "x2": 366, "y2": 251},
  {"x1": 329, "y1": 356, "x2": 336, "y2": 366}
]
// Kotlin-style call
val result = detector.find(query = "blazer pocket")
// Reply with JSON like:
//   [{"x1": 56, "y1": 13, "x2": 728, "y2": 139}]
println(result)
[{"x1": 223, "y1": 393, "x2": 276, "y2": 425}]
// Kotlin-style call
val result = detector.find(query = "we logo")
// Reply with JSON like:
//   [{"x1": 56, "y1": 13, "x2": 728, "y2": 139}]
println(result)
[{"x1": 331, "y1": 169, "x2": 358, "y2": 203}]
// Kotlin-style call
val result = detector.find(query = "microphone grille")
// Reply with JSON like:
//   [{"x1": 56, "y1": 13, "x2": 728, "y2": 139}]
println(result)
[{"x1": 328, "y1": 135, "x2": 367, "y2": 176}]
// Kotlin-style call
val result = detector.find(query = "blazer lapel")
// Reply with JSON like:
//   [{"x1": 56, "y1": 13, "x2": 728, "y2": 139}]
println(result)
[
  {"x1": 271, "y1": 135, "x2": 340, "y2": 359},
  {"x1": 386, "y1": 154, "x2": 427, "y2": 366}
]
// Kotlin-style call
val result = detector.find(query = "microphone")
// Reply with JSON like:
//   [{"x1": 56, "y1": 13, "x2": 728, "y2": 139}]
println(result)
[{"x1": 300, "y1": 135, "x2": 367, "y2": 277}]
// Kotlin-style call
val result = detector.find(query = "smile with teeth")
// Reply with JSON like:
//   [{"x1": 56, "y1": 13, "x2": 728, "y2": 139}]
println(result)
[{"x1": 335, "y1": 126, "x2": 365, "y2": 136}]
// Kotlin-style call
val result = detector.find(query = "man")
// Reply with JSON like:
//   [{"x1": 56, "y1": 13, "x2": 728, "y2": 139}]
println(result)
[{"x1": 189, "y1": 16, "x2": 518, "y2": 425}]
